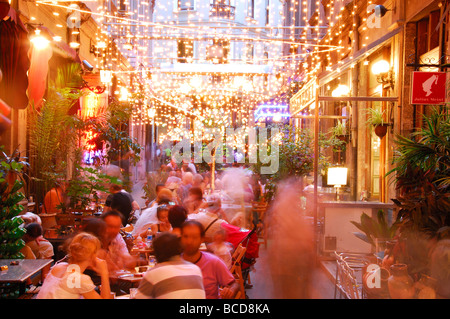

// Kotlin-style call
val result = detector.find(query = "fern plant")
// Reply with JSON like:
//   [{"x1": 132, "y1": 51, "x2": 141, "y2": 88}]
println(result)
[{"x1": 28, "y1": 63, "x2": 84, "y2": 207}]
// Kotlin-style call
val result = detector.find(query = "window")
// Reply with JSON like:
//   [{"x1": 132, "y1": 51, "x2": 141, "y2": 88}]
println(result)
[
  {"x1": 207, "y1": 39, "x2": 230, "y2": 63},
  {"x1": 178, "y1": 0, "x2": 195, "y2": 11},
  {"x1": 177, "y1": 40, "x2": 194, "y2": 63},
  {"x1": 245, "y1": 43, "x2": 254, "y2": 63},
  {"x1": 247, "y1": 0, "x2": 254, "y2": 18},
  {"x1": 265, "y1": 0, "x2": 269, "y2": 26}
]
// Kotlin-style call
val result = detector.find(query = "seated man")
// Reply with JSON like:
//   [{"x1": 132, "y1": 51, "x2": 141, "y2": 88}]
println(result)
[
  {"x1": 23, "y1": 223, "x2": 54, "y2": 259},
  {"x1": 99, "y1": 210, "x2": 137, "y2": 273},
  {"x1": 42, "y1": 182, "x2": 69, "y2": 214},
  {"x1": 104, "y1": 183, "x2": 139, "y2": 226},
  {"x1": 187, "y1": 194, "x2": 228, "y2": 242},
  {"x1": 183, "y1": 187, "x2": 206, "y2": 215},
  {"x1": 181, "y1": 220, "x2": 239, "y2": 299},
  {"x1": 135, "y1": 232, "x2": 205, "y2": 299}
]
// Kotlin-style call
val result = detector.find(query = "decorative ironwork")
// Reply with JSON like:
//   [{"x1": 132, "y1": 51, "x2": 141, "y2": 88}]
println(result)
[
  {"x1": 406, "y1": 52, "x2": 450, "y2": 69},
  {"x1": 210, "y1": 4, "x2": 236, "y2": 19},
  {"x1": 81, "y1": 80, "x2": 106, "y2": 94}
]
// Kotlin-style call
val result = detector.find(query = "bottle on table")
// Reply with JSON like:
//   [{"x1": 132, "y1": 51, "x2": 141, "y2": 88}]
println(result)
[{"x1": 146, "y1": 228, "x2": 153, "y2": 249}]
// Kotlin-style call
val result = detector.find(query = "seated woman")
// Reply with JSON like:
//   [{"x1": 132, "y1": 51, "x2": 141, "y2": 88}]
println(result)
[
  {"x1": 132, "y1": 189, "x2": 174, "y2": 238},
  {"x1": 37, "y1": 232, "x2": 112, "y2": 299},
  {"x1": 150, "y1": 204, "x2": 172, "y2": 235}
]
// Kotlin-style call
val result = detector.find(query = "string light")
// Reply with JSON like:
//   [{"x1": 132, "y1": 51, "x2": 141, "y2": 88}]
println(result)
[{"x1": 31, "y1": 0, "x2": 358, "y2": 144}]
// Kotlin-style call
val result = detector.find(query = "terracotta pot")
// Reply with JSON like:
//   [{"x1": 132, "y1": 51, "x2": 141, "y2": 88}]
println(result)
[
  {"x1": 374, "y1": 124, "x2": 389, "y2": 138},
  {"x1": 388, "y1": 264, "x2": 415, "y2": 299},
  {"x1": 363, "y1": 266, "x2": 390, "y2": 299}
]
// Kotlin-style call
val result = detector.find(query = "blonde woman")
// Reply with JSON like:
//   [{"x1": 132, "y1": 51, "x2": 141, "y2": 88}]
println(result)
[{"x1": 37, "y1": 232, "x2": 112, "y2": 299}]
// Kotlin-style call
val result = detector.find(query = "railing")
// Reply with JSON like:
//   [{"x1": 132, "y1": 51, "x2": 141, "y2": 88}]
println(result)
[{"x1": 210, "y1": 4, "x2": 236, "y2": 19}]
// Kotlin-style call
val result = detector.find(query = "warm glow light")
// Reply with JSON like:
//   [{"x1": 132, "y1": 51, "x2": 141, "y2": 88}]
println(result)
[
  {"x1": 119, "y1": 87, "x2": 129, "y2": 101},
  {"x1": 332, "y1": 84, "x2": 350, "y2": 97},
  {"x1": 30, "y1": 29, "x2": 50, "y2": 50},
  {"x1": 328, "y1": 167, "x2": 348, "y2": 187},
  {"x1": 100, "y1": 70, "x2": 112, "y2": 84},
  {"x1": 371, "y1": 60, "x2": 390, "y2": 75}
]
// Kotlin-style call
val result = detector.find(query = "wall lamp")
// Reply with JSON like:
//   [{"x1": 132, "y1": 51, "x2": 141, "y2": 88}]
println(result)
[{"x1": 371, "y1": 60, "x2": 395, "y2": 89}]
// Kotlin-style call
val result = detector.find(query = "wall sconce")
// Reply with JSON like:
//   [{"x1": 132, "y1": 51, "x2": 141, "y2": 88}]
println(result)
[
  {"x1": 328, "y1": 167, "x2": 348, "y2": 201},
  {"x1": 30, "y1": 28, "x2": 50, "y2": 50},
  {"x1": 371, "y1": 60, "x2": 395, "y2": 88},
  {"x1": 119, "y1": 87, "x2": 129, "y2": 101},
  {"x1": 331, "y1": 84, "x2": 350, "y2": 97}
]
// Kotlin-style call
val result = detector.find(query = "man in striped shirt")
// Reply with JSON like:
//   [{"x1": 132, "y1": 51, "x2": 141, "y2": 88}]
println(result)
[{"x1": 135, "y1": 232, "x2": 205, "y2": 299}]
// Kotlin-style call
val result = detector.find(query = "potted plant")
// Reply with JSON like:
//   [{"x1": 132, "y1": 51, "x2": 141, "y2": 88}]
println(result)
[
  {"x1": 65, "y1": 164, "x2": 120, "y2": 211},
  {"x1": 351, "y1": 209, "x2": 398, "y2": 253},
  {"x1": 366, "y1": 108, "x2": 390, "y2": 138},
  {"x1": 387, "y1": 107, "x2": 450, "y2": 297},
  {"x1": 0, "y1": 147, "x2": 28, "y2": 259},
  {"x1": 330, "y1": 120, "x2": 348, "y2": 141}
]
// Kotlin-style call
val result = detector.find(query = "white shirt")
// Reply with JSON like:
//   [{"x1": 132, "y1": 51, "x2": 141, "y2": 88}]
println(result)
[
  {"x1": 188, "y1": 210, "x2": 226, "y2": 240},
  {"x1": 132, "y1": 206, "x2": 158, "y2": 237},
  {"x1": 37, "y1": 263, "x2": 96, "y2": 299}
]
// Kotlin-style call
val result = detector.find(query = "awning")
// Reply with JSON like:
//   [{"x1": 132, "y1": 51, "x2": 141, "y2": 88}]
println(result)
[{"x1": 0, "y1": 2, "x2": 30, "y2": 109}]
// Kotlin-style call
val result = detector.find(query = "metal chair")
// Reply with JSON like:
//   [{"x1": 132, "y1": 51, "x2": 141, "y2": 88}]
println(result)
[{"x1": 334, "y1": 252, "x2": 369, "y2": 299}]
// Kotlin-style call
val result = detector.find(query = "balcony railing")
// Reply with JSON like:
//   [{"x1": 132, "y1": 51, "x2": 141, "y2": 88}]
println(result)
[{"x1": 210, "y1": 4, "x2": 235, "y2": 19}]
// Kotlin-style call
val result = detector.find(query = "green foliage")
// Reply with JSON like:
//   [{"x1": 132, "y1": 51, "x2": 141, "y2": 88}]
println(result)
[
  {"x1": 252, "y1": 125, "x2": 332, "y2": 202},
  {"x1": 388, "y1": 107, "x2": 450, "y2": 237},
  {"x1": 65, "y1": 164, "x2": 120, "y2": 210},
  {"x1": 387, "y1": 107, "x2": 450, "y2": 277},
  {"x1": 28, "y1": 63, "x2": 85, "y2": 205},
  {"x1": 82, "y1": 98, "x2": 142, "y2": 166},
  {"x1": 330, "y1": 120, "x2": 347, "y2": 136},
  {"x1": 350, "y1": 210, "x2": 398, "y2": 247},
  {"x1": 0, "y1": 147, "x2": 28, "y2": 259},
  {"x1": 28, "y1": 64, "x2": 143, "y2": 209},
  {"x1": 365, "y1": 107, "x2": 386, "y2": 127}
]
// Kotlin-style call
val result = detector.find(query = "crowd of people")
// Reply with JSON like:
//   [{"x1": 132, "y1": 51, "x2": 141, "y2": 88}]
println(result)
[{"x1": 24, "y1": 158, "x2": 264, "y2": 299}]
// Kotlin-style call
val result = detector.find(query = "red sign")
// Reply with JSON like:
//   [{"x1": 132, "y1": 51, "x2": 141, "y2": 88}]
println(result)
[{"x1": 411, "y1": 72, "x2": 447, "y2": 105}]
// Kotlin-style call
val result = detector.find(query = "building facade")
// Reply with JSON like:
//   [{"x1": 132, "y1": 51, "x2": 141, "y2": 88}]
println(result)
[{"x1": 290, "y1": 0, "x2": 449, "y2": 203}]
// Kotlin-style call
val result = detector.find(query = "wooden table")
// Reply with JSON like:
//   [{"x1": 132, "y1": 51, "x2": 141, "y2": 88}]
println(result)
[
  {"x1": 110, "y1": 268, "x2": 150, "y2": 289},
  {"x1": 131, "y1": 243, "x2": 207, "y2": 259}
]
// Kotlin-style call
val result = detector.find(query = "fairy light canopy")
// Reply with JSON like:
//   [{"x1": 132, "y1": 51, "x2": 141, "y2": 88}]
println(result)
[{"x1": 32, "y1": 0, "x2": 359, "y2": 141}]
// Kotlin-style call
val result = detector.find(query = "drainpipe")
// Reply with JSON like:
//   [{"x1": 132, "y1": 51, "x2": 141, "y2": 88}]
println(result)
[{"x1": 351, "y1": 14, "x2": 360, "y2": 201}]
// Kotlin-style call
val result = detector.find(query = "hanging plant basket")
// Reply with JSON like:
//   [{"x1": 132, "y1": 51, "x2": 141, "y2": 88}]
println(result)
[
  {"x1": 336, "y1": 134, "x2": 349, "y2": 143},
  {"x1": 374, "y1": 123, "x2": 390, "y2": 138}
]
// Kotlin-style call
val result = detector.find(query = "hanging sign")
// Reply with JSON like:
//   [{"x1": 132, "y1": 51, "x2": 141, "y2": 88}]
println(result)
[{"x1": 411, "y1": 71, "x2": 447, "y2": 105}]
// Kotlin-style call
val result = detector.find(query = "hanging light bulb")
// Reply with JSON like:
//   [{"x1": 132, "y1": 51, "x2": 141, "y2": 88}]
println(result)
[{"x1": 100, "y1": 70, "x2": 112, "y2": 84}]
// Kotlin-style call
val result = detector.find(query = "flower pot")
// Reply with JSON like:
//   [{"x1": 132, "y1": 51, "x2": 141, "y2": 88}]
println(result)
[
  {"x1": 374, "y1": 124, "x2": 389, "y2": 138},
  {"x1": 44, "y1": 227, "x2": 58, "y2": 239},
  {"x1": 388, "y1": 264, "x2": 415, "y2": 299}
]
